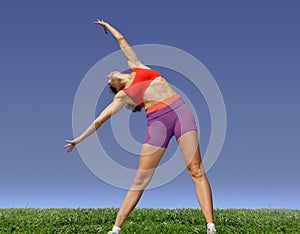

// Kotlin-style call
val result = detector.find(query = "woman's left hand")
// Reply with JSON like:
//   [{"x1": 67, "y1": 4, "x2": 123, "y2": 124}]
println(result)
[{"x1": 93, "y1": 19, "x2": 109, "y2": 34}]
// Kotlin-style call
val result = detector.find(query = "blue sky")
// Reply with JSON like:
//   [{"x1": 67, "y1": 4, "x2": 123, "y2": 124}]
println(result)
[{"x1": 0, "y1": 0, "x2": 299, "y2": 209}]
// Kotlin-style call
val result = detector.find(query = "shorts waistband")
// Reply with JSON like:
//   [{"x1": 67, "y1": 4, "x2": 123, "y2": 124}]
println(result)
[
  {"x1": 145, "y1": 94, "x2": 181, "y2": 115},
  {"x1": 146, "y1": 96, "x2": 185, "y2": 120}
]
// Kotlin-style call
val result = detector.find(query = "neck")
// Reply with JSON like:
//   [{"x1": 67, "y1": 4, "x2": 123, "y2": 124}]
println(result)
[{"x1": 124, "y1": 73, "x2": 135, "y2": 88}]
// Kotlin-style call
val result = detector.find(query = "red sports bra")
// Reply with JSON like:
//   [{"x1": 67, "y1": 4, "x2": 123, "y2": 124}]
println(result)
[{"x1": 123, "y1": 67, "x2": 161, "y2": 107}]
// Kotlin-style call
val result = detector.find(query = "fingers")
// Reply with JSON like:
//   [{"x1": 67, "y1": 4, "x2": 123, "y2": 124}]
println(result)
[
  {"x1": 64, "y1": 139, "x2": 75, "y2": 153},
  {"x1": 65, "y1": 145, "x2": 73, "y2": 153},
  {"x1": 93, "y1": 18, "x2": 103, "y2": 24},
  {"x1": 65, "y1": 139, "x2": 75, "y2": 144},
  {"x1": 67, "y1": 146, "x2": 73, "y2": 153},
  {"x1": 64, "y1": 140, "x2": 73, "y2": 147}
]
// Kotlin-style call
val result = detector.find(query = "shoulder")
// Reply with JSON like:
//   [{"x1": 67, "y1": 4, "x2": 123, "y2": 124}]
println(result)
[
  {"x1": 115, "y1": 90, "x2": 137, "y2": 106},
  {"x1": 114, "y1": 90, "x2": 127, "y2": 100},
  {"x1": 110, "y1": 91, "x2": 128, "y2": 107},
  {"x1": 115, "y1": 90, "x2": 131, "y2": 103}
]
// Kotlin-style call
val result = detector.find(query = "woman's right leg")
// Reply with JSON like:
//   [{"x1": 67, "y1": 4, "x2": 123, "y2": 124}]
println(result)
[{"x1": 114, "y1": 144, "x2": 166, "y2": 228}]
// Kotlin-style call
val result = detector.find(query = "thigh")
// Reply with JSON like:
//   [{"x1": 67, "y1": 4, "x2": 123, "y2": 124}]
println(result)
[
  {"x1": 138, "y1": 144, "x2": 166, "y2": 171},
  {"x1": 131, "y1": 144, "x2": 166, "y2": 190},
  {"x1": 177, "y1": 130, "x2": 205, "y2": 173},
  {"x1": 174, "y1": 104, "x2": 197, "y2": 141}
]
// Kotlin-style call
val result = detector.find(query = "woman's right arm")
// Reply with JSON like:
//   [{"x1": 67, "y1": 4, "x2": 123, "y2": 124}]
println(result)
[
  {"x1": 64, "y1": 92, "x2": 126, "y2": 153},
  {"x1": 94, "y1": 19, "x2": 149, "y2": 69}
]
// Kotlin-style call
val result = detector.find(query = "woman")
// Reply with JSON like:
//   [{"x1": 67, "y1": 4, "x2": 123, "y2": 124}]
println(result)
[{"x1": 64, "y1": 19, "x2": 216, "y2": 234}]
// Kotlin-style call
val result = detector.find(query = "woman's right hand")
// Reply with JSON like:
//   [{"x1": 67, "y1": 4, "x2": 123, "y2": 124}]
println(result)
[
  {"x1": 93, "y1": 19, "x2": 109, "y2": 34},
  {"x1": 64, "y1": 139, "x2": 76, "y2": 153}
]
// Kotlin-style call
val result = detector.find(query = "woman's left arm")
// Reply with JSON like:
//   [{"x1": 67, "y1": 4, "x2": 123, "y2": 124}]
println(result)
[
  {"x1": 94, "y1": 19, "x2": 148, "y2": 69},
  {"x1": 64, "y1": 92, "x2": 126, "y2": 153}
]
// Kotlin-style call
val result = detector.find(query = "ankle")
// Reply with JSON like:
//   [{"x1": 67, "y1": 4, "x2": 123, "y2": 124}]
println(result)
[
  {"x1": 112, "y1": 225, "x2": 121, "y2": 233},
  {"x1": 207, "y1": 222, "x2": 216, "y2": 230}
]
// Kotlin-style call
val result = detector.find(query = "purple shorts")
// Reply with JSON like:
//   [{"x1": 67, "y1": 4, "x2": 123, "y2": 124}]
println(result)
[{"x1": 144, "y1": 98, "x2": 197, "y2": 148}]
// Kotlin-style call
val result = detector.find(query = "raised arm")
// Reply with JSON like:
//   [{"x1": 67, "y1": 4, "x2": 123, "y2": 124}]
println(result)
[
  {"x1": 93, "y1": 19, "x2": 149, "y2": 69},
  {"x1": 64, "y1": 92, "x2": 126, "y2": 153}
]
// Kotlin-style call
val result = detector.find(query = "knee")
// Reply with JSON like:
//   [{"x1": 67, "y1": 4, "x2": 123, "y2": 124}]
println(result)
[{"x1": 188, "y1": 166, "x2": 205, "y2": 180}]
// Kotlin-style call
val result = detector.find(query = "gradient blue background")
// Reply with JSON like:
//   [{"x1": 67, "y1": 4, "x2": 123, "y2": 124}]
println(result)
[{"x1": 0, "y1": 1, "x2": 299, "y2": 209}]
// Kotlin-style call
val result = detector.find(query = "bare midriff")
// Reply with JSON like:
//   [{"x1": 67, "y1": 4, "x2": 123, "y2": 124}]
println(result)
[{"x1": 143, "y1": 76, "x2": 178, "y2": 112}]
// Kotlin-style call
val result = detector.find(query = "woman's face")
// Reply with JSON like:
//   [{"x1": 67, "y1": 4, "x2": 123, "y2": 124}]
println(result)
[{"x1": 107, "y1": 71, "x2": 124, "y2": 91}]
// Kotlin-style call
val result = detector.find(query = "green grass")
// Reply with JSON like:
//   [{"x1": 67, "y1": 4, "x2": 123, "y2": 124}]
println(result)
[{"x1": 0, "y1": 208, "x2": 299, "y2": 233}]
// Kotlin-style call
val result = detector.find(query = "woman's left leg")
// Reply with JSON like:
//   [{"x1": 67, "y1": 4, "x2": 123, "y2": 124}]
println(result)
[
  {"x1": 114, "y1": 144, "x2": 166, "y2": 228},
  {"x1": 177, "y1": 130, "x2": 214, "y2": 224}
]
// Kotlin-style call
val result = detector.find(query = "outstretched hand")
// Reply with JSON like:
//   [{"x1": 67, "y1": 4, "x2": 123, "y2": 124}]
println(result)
[
  {"x1": 64, "y1": 139, "x2": 76, "y2": 153},
  {"x1": 93, "y1": 19, "x2": 109, "y2": 34}
]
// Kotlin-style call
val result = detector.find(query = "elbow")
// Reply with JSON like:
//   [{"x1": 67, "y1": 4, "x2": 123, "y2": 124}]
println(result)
[
  {"x1": 116, "y1": 35, "x2": 125, "y2": 41},
  {"x1": 94, "y1": 119, "x2": 102, "y2": 129}
]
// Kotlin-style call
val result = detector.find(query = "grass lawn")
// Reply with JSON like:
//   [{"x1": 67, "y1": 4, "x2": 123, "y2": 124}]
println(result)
[{"x1": 0, "y1": 208, "x2": 299, "y2": 233}]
